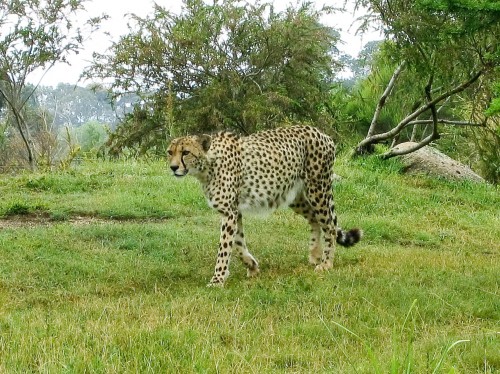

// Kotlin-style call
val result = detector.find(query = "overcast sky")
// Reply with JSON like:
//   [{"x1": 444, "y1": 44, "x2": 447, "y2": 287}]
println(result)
[{"x1": 30, "y1": 0, "x2": 380, "y2": 87}]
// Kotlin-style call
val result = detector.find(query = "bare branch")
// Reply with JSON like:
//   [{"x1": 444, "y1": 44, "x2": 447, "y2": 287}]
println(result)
[
  {"x1": 424, "y1": 71, "x2": 439, "y2": 139},
  {"x1": 406, "y1": 119, "x2": 485, "y2": 127},
  {"x1": 410, "y1": 95, "x2": 452, "y2": 141},
  {"x1": 400, "y1": 70, "x2": 483, "y2": 127},
  {"x1": 355, "y1": 69, "x2": 483, "y2": 154},
  {"x1": 382, "y1": 70, "x2": 485, "y2": 159},
  {"x1": 366, "y1": 61, "x2": 406, "y2": 138},
  {"x1": 381, "y1": 132, "x2": 438, "y2": 159}
]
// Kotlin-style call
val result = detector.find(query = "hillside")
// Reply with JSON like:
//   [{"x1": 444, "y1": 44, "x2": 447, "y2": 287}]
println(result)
[{"x1": 0, "y1": 158, "x2": 498, "y2": 372}]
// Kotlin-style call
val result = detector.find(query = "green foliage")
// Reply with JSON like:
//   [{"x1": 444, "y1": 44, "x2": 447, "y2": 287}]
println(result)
[
  {"x1": 437, "y1": 74, "x2": 500, "y2": 184},
  {"x1": 434, "y1": 119, "x2": 500, "y2": 185},
  {"x1": 0, "y1": 0, "x2": 107, "y2": 170},
  {"x1": 486, "y1": 98, "x2": 500, "y2": 117},
  {"x1": 355, "y1": 0, "x2": 500, "y2": 100},
  {"x1": 357, "y1": 0, "x2": 500, "y2": 161},
  {"x1": 104, "y1": 101, "x2": 168, "y2": 157},
  {"x1": 328, "y1": 84, "x2": 363, "y2": 148},
  {"x1": 485, "y1": 82, "x2": 500, "y2": 117},
  {"x1": 0, "y1": 121, "x2": 7, "y2": 160},
  {"x1": 341, "y1": 42, "x2": 427, "y2": 136},
  {"x1": 86, "y1": 0, "x2": 340, "y2": 155},
  {"x1": 0, "y1": 160, "x2": 498, "y2": 371},
  {"x1": 35, "y1": 84, "x2": 137, "y2": 128},
  {"x1": 469, "y1": 122, "x2": 500, "y2": 184},
  {"x1": 361, "y1": 0, "x2": 500, "y2": 75},
  {"x1": 0, "y1": 1, "x2": 102, "y2": 75},
  {"x1": 3, "y1": 202, "x2": 46, "y2": 217},
  {"x1": 73, "y1": 121, "x2": 109, "y2": 153},
  {"x1": 350, "y1": 0, "x2": 499, "y2": 179}
]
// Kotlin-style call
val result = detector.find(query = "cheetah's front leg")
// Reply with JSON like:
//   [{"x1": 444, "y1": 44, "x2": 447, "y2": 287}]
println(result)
[
  {"x1": 234, "y1": 214, "x2": 260, "y2": 278},
  {"x1": 207, "y1": 212, "x2": 237, "y2": 287}
]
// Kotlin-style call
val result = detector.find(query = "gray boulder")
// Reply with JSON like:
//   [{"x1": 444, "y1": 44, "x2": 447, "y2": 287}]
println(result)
[{"x1": 394, "y1": 142, "x2": 485, "y2": 183}]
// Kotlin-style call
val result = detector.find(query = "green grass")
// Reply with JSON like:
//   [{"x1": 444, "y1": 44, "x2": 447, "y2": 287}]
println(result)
[{"x1": 0, "y1": 159, "x2": 499, "y2": 373}]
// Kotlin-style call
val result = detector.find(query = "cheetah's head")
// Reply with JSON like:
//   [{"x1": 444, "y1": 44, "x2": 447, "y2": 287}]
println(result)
[{"x1": 167, "y1": 135, "x2": 211, "y2": 178}]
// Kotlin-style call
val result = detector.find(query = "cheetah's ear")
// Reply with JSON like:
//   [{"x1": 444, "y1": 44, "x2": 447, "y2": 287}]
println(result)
[{"x1": 196, "y1": 134, "x2": 211, "y2": 152}]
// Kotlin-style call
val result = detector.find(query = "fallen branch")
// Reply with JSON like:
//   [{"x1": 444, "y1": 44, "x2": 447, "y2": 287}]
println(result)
[
  {"x1": 366, "y1": 61, "x2": 406, "y2": 138},
  {"x1": 355, "y1": 69, "x2": 484, "y2": 155},
  {"x1": 405, "y1": 119, "x2": 485, "y2": 127},
  {"x1": 425, "y1": 72, "x2": 439, "y2": 139},
  {"x1": 383, "y1": 74, "x2": 441, "y2": 159},
  {"x1": 381, "y1": 132, "x2": 438, "y2": 159}
]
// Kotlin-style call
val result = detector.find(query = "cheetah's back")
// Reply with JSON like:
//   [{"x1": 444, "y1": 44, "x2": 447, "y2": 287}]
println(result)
[{"x1": 236, "y1": 126, "x2": 334, "y2": 213}]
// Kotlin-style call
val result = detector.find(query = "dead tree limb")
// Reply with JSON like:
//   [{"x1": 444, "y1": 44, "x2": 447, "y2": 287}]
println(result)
[
  {"x1": 366, "y1": 61, "x2": 406, "y2": 138},
  {"x1": 382, "y1": 73, "x2": 440, "y2": 159},
  {"x1": 425, "y1": 72, "x2": 440, "y2": 140},
  {"x1": 354, "y1": 69, "x2": 483, "y2": 156},
  {"x1": 406, "y1": 119, "x2": 486, "y2": 127},
  {"x1": 380, "y1": 132, "x2": 437, "y2": 159}
]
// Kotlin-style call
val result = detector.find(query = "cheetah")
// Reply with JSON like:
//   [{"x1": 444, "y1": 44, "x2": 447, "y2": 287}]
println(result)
[{"x1": 167, "y1": 125, "x2": 362, "y2": 287}]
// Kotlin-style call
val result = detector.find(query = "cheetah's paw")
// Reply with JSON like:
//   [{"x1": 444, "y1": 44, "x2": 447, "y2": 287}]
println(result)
[
  {"x1": 247, "y1": 267, "x2": 260, "y2": 278},
  {"x1": 314, "y1": 261, "x2": 332, "y2": 272},
  {"x1": 207, "y1": 276, "x2": 225, "y2": 288},
  {"x1": 309, "y1": 255, "x2": 321, "y2": 265}
]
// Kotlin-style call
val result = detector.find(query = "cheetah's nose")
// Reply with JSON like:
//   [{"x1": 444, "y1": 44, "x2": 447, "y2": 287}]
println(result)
[{"x1": 170, "y1": 165, "x2": 179, "y2": 172}]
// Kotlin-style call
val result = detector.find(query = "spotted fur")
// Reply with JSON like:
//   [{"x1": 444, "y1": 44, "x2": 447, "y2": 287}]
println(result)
[{"x1": 167, "y1": 126, "x2": 362, "y2": 287}]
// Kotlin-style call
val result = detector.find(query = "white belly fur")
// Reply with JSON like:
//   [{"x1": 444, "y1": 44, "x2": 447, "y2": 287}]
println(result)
[{"x1": 238, "y1": 179, "x2": 304, "y2": 216}]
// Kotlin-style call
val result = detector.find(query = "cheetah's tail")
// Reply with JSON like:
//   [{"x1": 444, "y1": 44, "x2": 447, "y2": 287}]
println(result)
[{"x1": 336, "y1": 228, "x2": 363, "y2": 247}]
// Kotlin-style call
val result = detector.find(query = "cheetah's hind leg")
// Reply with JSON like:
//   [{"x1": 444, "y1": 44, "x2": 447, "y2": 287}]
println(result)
[
  {"x1": 308, "y1": 224, "x2": 322, "y2": 266},
  {"x1": 289, "y1": 194, "x2": 323, "y2": 266},
  {"x1": 304, "y1": 183, "x2": 337, "y2": 273},
  {"x1": 235, "y1": 214, "x2": 260, "y2": 277}
]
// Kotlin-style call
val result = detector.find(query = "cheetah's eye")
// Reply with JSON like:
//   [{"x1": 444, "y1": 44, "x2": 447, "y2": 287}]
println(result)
[
  {"x1": 182, "y1": 150, "x2": 190, "y2": 156},
  {"x1": 167, "y1": 150, "x2": 173, "y2": 156}
]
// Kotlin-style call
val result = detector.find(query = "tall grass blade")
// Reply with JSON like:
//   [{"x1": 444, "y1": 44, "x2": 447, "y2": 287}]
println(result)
[
  {"x1": 325, "y1": 318, "x2": 382, "y2": 374},
  {"x1": 432, "y1": 340, "x2": 470, "y2": 373}
]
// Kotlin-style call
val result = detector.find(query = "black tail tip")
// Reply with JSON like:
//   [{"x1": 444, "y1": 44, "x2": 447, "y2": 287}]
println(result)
[{"x1": 337, "y1": 228, "x2": 363, "y2": 247}]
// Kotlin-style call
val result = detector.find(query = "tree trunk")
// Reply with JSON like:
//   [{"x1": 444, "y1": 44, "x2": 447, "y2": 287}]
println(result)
[
  {"x1": 0, "y1": 82, "x2": 37, "y2": 170},
  {"x1": 12, "y1": 109, "x2": 36, "y2": 170}
]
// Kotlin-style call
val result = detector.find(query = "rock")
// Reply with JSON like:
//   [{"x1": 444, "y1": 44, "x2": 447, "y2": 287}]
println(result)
[{"x1": 394, "y1": 142, "x2": 485, "y2": 183}]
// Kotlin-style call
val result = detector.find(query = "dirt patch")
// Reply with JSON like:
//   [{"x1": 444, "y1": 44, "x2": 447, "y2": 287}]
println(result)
[
  {"x1": 0, "y1": 215, "x2": 101, "y2": 229},
  {"x1": 0, "y1": 214, "x2": 168, "y2": 229}
]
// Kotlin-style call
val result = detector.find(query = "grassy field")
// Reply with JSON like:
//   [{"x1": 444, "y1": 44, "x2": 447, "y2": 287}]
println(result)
[{"x1": 0, "y1": 157, "x2": 498, "y2": 373}]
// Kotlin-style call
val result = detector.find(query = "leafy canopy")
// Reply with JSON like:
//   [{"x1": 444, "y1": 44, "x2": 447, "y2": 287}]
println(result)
[
  {"x1": 0, "y1": 0, "x2": 106, "y2": 169},
  {"x1": 353, "y1": 0, "x2": 500, "y2": 181},
  {"x1": 0, "y1": 0, "x2": 105, "y2": 86},
  {"x1": 357, "y1": 0, "x2": 500, "y2": 76},
  {"x1": 85, "y1": 0, "x2": 340, "y2": 155}
]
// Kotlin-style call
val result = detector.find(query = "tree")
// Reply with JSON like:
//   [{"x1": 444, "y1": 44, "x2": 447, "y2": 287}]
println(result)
[
  {"x1": 338, "y1": 40, "x2": 382, "y2": 89},
  {"x1": 35, "y1": 84, "x2": 136, "y2": 128},
  {"x1": 0, "y1": 0, "x2": 106, "y2": 170},
  {"x1": 84, "y1": 0, "x2": 340, "y2": 155},
  {"x1": 74, "y1": 120, "x2": 108, "y2": 153},
  {"x1": 353, "y1": 0, "x2": 500, "y2": 159}
]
